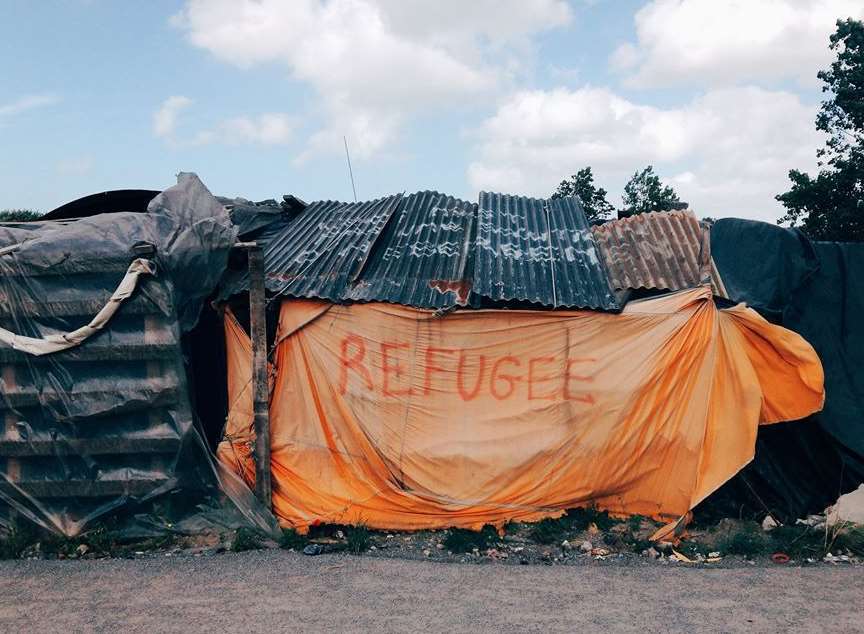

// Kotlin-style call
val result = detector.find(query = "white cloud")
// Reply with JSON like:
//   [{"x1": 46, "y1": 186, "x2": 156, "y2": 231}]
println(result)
[
  {"x1": 218, "y1": 113, "x2": 297, "y2": 145},
  {"x1": 153, "y1": 96, "x2": 296, "y2": 146},
  {"x1": 467, "y1": 86, "x2": 822, "y2": 221},
  {"x1": 173, "y1": 0, "x2": 572, "y2": 158},
  {"x1": 611, "y1": 0, "x2": 864, "y2": 88},
  {"x1": 0, "y1": 94, "x2": 59, "y2": 119},
  {"x1": 153, "y1": 95, "x2": 193, "y2": 139}
]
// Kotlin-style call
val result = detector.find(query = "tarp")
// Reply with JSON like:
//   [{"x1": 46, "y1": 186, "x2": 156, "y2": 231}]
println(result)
[
  {"x1": 710, "y1": 219, "x2": 864, "y2": 519},
  {"x1": 219, "y1": 287, "x2": 824, "y2": 533},
  {"x1": 0, "y1": 173, "x2": 277, "y2": 537}
]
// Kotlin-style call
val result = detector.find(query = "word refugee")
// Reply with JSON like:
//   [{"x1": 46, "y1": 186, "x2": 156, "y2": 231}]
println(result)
[{"x1": 337, "y1": 335, "x2": 596, "y2": 403}]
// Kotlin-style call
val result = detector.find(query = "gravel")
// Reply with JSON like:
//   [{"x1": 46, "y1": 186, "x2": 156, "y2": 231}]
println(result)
[{"x1": 1, "y1": 549, "x2": 862, "y2": 632}]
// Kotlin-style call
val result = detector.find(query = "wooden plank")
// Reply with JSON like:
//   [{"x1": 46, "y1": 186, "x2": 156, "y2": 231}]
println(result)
[{"x1": 248, "y1": 245, "x2": 272, "y2": 508}]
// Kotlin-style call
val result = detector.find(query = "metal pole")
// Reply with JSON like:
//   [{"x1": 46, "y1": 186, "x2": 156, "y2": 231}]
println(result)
[{"x1": 247, "y1": 244, "x2": 272, "y2": 508}]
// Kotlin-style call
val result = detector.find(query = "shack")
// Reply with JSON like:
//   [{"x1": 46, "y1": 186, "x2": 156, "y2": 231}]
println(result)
[{"x1": 217, "y1": 192, "x2": 823, "y2": 537}]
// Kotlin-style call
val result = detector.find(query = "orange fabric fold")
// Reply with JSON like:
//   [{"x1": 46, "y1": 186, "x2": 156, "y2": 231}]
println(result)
[{"x1": 220, "y1": 288, "x2": 824, "y2": 533}]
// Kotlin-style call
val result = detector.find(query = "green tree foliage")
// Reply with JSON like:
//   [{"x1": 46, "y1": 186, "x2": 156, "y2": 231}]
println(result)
[
  {"x1": 551, "y1": 167, "x2": 614, "y2": 222},
  {"x1": 0, "y1": 209, "x2": 41, "y2": 222},
  {"x1": 621, "y1": 165, "x2": 681, "y2": 215},
  {"x1": 777, "y1": 18, "x2": 864, "y2": 241}
]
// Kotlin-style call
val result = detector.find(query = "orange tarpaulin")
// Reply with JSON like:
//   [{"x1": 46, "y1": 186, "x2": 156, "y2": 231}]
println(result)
[{"x1": 218, "y1": 287, "x2": 824, "y2": 533}]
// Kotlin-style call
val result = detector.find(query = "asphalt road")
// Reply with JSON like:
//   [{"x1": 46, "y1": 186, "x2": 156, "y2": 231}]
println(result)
[{"x1": 1, "y1": 551, "x2": 862, "y2": 633}]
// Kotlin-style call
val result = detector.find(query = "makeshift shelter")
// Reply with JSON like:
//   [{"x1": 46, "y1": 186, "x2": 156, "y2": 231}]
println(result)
[
  {"x1": 218, "y1": 194, "x2": 824, "y2": 535},
  {"x1": 710, "y1": 219, "x2": 864, "y2": 519},
  {"x1": 0, "y1": 174, "x2": 269, "y2": 536}
]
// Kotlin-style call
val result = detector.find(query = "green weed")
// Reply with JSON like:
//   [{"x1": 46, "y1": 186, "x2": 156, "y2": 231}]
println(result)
[
  {"x1": 345, "y1": 524, "x2": 370, "y2": 554},
  {"x1": 279, "y1": 528, "x2": 307, "y2": 550},
  {"x1": 230, "y1": 527, "x2": 264, "y2": 552},
  {"x1": 444, "y1": 525, "x2": 497, "y2": 553}
]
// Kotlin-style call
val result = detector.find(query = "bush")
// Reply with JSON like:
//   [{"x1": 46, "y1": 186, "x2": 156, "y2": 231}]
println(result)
[
  {"x1": 566, "y1": 506, "x2": 615, "y2": 531},
  {"x1": 530, "y1": 518, "x2": 568, "y2": 545},
  {"x1": 719, "y1": 529, "x2": 770, "y2": 557},
  {"x1": 444, "y1": 526, "x2": 497, "y2": 553},
  {"x1": 230, "y1": 528, "x2": 264, "y2": 552},
  {"x1": 628, "y1": 514, "x2": 646, "y2": 532},
  {"x1": 0, "y1": 209, "x2": 41, "y2": 222},
  {"x1": 836, "y1": 525, "x2": 864, "y2": 556},
  {"x1": 279, "y1": 528, "x2": 307, "y2": 551},
  {"x1": 767, "y1": 525, "x2": 825, "y2": 559},
  {"x1": 0, "y1": 522, "x2": 37, "y2": 559}
]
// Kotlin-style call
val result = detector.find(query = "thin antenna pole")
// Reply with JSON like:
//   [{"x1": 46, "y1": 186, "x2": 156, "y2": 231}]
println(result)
[{"x1": 343, "y1": 135, "x2": 358, "y2": 202}]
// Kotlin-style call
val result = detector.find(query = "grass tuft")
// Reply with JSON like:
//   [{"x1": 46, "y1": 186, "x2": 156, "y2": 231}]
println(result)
[{"x1": 345, "y1": 524, "x2": 370, "y2": 554}]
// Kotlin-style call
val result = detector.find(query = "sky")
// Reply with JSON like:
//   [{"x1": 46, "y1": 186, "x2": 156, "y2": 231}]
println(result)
[{"x1": 2, "y1": 0, "x2": 862, "y2": 221}]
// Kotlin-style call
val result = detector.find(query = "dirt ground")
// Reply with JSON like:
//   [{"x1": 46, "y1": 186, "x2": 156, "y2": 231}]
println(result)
[{"x1": 0, "y1": 549, "x2": 862, "y2": 633}]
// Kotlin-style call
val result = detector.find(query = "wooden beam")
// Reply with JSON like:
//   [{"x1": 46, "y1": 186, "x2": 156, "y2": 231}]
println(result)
[{"x1": 247, "y1": 245, "x2": 272, "y2": 508}]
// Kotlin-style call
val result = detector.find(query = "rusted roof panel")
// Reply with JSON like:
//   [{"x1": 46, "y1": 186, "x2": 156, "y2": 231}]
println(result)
[
  {"x1": 473, "y1": 192, "x2": 619, "y2": 309},
  {"x1": 591, "y1": 210, "x2": 712, "y2": 292}
]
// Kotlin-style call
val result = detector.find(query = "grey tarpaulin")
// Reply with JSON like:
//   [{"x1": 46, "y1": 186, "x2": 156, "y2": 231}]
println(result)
[{"x1": 0, "y1": 173, "x2": 278, "y2": 537}]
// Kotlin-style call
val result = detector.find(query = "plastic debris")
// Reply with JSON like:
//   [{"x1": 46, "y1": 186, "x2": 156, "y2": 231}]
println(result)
[
  {"x1": 303, "y1": 544, "x2": 324, "y2": 556},
  {"x1": 762, "y1": 516, "x2": 779, "y2": 531}
]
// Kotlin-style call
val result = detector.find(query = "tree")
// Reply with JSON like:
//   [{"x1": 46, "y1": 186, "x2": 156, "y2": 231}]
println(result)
[
  {"x1": 621, "y1": 165, "x2": 681, "y2": 215},
  {"x1": 0, "y1": 209, "x2": 41, "y2": 222},
  {"x1": 777, "y1": 18, "x2": 864, "y2": 241},
  {"x1": 551, "y1": 167, "x2": 614, "y2": 222}
]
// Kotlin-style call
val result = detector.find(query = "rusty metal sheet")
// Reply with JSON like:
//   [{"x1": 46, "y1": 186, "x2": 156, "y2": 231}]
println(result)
[{"x1": 591, "y1": 210, "x2": 713, "y2": 293}]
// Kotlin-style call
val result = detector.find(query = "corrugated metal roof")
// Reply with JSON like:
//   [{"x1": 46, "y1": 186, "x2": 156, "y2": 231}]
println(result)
[
  {"x1": 591, "y1": 210, "x2": 712, "y2": 292},
  {"x1": 473, "y1": 192, "x2": 618, "y2": 309},
  {"x1": 262, "y1": 195, "x2": 402, "y2": 301},
  {"x1": 226, "y1": 190, "x2": 620, "y2": 310},
  {"x1": 345, "y1": 191, "x2": 477, "y2": 308}
]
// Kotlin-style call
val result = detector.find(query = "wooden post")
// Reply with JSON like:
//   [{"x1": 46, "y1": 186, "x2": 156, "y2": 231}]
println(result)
[{"x1": 247, "y1": 244, "x2": 272, "y2": 508}]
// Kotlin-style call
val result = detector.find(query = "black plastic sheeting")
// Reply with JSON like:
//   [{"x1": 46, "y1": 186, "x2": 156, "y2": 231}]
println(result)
[
  {"x1": 41, "y1": 189, "x2": 161, "y2": 221},
  {"x1": 0, "y1": 174, "x2": 277, "y2": 537},
  {"x1": 706, "y1": 218, "x2": 864, "y2": 521}
]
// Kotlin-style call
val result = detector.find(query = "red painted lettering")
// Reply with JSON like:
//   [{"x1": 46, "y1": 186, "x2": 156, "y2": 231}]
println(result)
[
  {"x1": 456, "y1": 352, "x2": 486, "y2": 401},
  {"x1": 381, "y1": 342, "x2": 413, "y2": 397},
  {"x1": 564, "y1": 357, "x2": 595, "y2": 403},
  {"x1": 339, "y1": 335, "x2": 373, "y2": 394},
  {"x1": 490, "y1": 356, "x2": 521, "y2": 400}
]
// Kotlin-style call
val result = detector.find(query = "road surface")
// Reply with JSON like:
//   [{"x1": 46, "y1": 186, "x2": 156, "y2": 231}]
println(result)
[{"x1": 1, "y1": 550, "x2": 862, "y2": 632}]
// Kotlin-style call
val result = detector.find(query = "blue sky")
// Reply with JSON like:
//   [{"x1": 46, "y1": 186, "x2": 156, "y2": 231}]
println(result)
[{"x1": 2, "y1": 0, "x2": 861, "y2": 220}]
